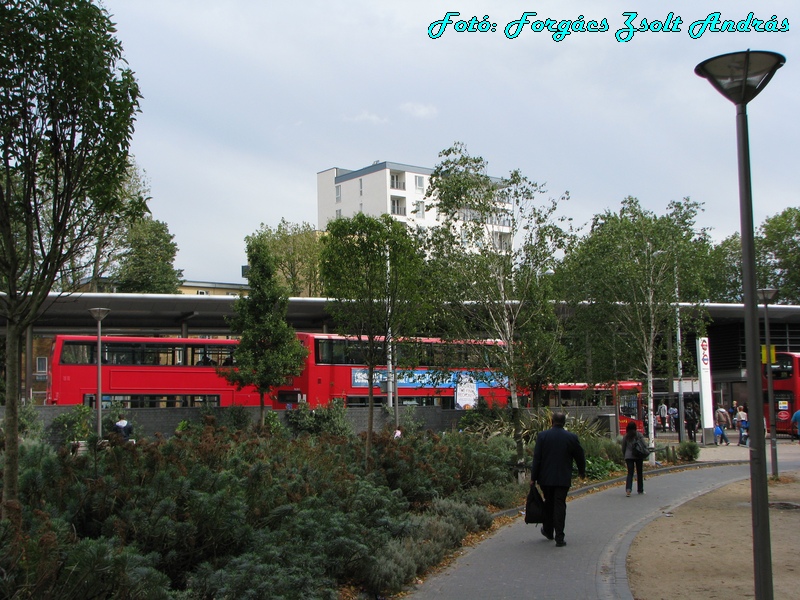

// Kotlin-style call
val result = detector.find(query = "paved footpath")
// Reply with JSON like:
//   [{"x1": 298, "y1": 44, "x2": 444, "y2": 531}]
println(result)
[{"x1": 404, "y1": 441, "x2": 800, "y2": 600}]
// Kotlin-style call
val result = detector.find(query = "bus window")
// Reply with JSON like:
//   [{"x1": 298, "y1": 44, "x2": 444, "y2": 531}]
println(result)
[
  {"x1": 770, "y1": 354, "x2": 794, "y2": 380},
  {"x1": 61, "y1": 341, "x2": 93, "y2": 364}
]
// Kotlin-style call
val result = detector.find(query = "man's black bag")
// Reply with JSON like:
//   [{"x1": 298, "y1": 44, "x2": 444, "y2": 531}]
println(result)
[
  {"x1": 524, "y1": 484, "x2": 545, "y2": 524},
  {"x1": 632, "y1": 436, "x2": 650, "y2": 460}
]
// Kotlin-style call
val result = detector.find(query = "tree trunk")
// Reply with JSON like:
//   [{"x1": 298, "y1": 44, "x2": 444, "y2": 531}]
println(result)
[
  {"x1": 509, "y1": 379, "x2": 525, "y2": 465},
  {"x1": 365, "y1": 364, "x2": 374, "y2": 472},
  {"x1": 2, "y1": 322, "x2": 22, "y2": 520}
]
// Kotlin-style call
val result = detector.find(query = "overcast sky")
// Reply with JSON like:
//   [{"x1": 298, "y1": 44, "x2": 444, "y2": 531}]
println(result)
[{"x1": 102, "y1": 0, "x2": 799, "y2": 284}]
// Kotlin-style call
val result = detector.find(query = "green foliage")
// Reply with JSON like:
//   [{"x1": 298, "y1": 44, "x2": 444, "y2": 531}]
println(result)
[
  {"x1": 50, "y1": 405, "x2": 93, "y2": 443},
  {"x1": 584, "y1": 456, "x2": 619, "y2": 480},
  {"x1": 320, "y1": 213, "x2": 432, "y2": 462},
  {"x1": 218, "y1": 405, "x2": 253, "y2": 431},
  {"x1": 284, "y1": 400, "x2": 352, "y2": 437},
  {"x1": 258, "y1": 410, "x2": 286, "y2": 436},
  {"x1": 17, "y1": 401, "x2": 44, "y2": 440},
  {"x1": 581, "y1": 436, "x2": 624, "y2": 465},
  {"x1": 1, "y1": 0, "x2": 142, "y2": 515},
  {"x1": 677, "y1": 440, "x2": 700, "y2": 462},
  {"x1": 758, "y1": 207, "x2": 800, "y2": 303},
  {"x1": 556, "y1": 197, "x2": 709, "y2": 400},
  {"x1": 459, "y1": 406, "x2": 604, "y2": 447},
  {"x1": 5, "y1": 410, "x2": 524, "y2": 597},
  {"x1": 112, "y1": 217, "x2": 183, "y2": 293},
  {"x1": 253, "y1": 218, "x2": 323, "y2": 297},
  {"x1": 223, "y1": 231, "x2": 307, "y2": 426},
  {"x1": 424, "y1": 143, "x2": 570, "y2": 467}
]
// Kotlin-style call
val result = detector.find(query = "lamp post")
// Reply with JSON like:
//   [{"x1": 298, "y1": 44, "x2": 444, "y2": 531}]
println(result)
[
  {"x1": 89, "y1": 308, "x2": 110, "y2": 437},
  {"x1": 757, "y1": 288, "x2": 779, "y2": 478},
  {"x1": 673, "y1": 263, "x2": 686, "y2": 443},
  {"x1": 696, "y1": 50, "x2": 784, "y2": 600}
]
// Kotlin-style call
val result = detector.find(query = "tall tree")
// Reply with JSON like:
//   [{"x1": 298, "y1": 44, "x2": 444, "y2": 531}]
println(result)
[
  {"x1": 759, "y1": 207, "x2": 800, "y2": 304},
  {"x1": 0, "y1": 0, "x2": 141, "y2": 515},
  {"x1": 222, "y1": 231, "x2": 307, "y2": 426},
  {"x1": 252, "y1": 219, "x2": 321, "y2": 297},
  {"x1": 558, "y1": 197, "x2": 708, "y2": 452},
  {"x1": 112, "y1": 216, "x2": 183, "y2": 293},
  {"x1": 60, "y1": 160, "x2": 151, "y2": 292},
  {"x1": 704, "y1": 233, "x2": 744, "y2": 303},
  {"x1": 426, "y1": 143, "x2": 569, "y2": 464},
  {"x1": 320, "y1": 213, "x2": 429, "y2": 467}
]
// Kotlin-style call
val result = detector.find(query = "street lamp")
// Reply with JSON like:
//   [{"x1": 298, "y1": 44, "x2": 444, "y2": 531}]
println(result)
[
  {"x1": 696, "y1": 50, "x2": 785, "y2": 600},
  {"x1": 757, "y1": 288, "x2": 779, "y2": 478},
  {"x1": 89, "y1": 308, "x2": 110, "y2": 437}
]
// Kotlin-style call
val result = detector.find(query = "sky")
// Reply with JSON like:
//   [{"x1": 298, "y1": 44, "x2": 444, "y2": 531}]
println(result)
[{"x1": 101, "y1": 0, "x2": 799, "y2": 284}]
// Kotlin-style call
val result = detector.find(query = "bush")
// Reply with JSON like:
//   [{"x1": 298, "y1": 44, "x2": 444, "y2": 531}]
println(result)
[
  {"x1": 677, "y1": 440, "x2": 700, "y2": 461},
  {"x1": 6, "y1": 410, "x2": 528, "y2": 598},
  {"x1": 50, "y1": 405, "x2": 93, "y2": 444},
  {"x1": 584, "y1": 456, "x2": 619, "y2": 480},
  {"x1": 218, "y1": 404, "x2": 252, "y2": 431},
  {"x1": 285, "y1": 399, "x2": 352, "y2": 437},
  {"x1": 582, "y1": 436, "x2": 624, "y2": 465},
  {"x1": 18, "y1": 400, "x2": 45, "y2": 441}
]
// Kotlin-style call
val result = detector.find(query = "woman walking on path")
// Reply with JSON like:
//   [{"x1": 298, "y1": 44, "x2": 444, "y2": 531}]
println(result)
[
  {"x1": 734, "y1": 405, "x2": 749, "y2": 445},
  {"x1": 621, "y1": 422, "x2": 645, "y2": 497}
]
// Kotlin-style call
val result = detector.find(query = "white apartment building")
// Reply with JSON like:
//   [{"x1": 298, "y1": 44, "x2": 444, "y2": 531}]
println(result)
[
  {"x1": 317, "y1": 161, "x2": 512, "y2": 249},
  {"x1": 317, "y1": 161, "x2": 435, "y2": 230}
]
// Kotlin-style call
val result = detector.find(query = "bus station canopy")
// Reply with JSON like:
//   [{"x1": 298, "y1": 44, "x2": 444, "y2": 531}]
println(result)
[
  {"x1": 1, "y1": 293, "x2": 333, "y2": 336},
  {"x1": 3, "y1": 293, "x2": 800, "y2": 337}
]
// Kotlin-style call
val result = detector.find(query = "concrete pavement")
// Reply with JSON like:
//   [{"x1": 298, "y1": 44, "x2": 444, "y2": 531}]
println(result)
[{"x1": 403, "y1": 440, "x2": 800, "y2": 600}]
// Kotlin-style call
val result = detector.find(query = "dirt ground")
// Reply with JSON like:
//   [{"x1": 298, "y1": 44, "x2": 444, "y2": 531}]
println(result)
[{"x1": 627, "y1": 471, "x2": 800, "y2": 600}]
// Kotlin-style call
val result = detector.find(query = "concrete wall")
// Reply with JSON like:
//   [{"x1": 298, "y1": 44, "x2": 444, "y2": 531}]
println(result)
[{"x1": 0, "y1": 405, "x2": 614, "y2": 443}]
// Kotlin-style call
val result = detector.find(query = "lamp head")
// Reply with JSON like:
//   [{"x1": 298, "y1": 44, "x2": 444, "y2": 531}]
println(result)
[
  {"x1": 695, "y1": 50, "x2": 785, "y2": 105},
  {"x1": 89, "y1": 307, "x2": 111, "y2": 322}
]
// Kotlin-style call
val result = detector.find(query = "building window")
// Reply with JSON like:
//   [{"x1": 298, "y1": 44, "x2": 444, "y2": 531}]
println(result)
[
  {"x1": 391, "y1": 197, "x2": 406, "y2": 216},
  {"x1": 36, "y1": 356, "x2": 47, "y2": 373},
  {"x1": 335, "y1": 185, "x2": 341, "y2": 203},
  {"x1": 390, "y1": 173, "x2": 405, "y2": 190},
  {"x1": 359, "y1": 178, "x2": 363, "y2": 196},
  {"x1": 335, "y1": 209, "x2": 342, "y2": 218},
  {"x1": 415, "y1": 175, "x2": 425, "y2": 193},
  {"x1": 414, "y1": 201, "x2": 425, "y2": 218},
  {"x1": 196, "y1": 290, "x2": 208, "y2": 295}
]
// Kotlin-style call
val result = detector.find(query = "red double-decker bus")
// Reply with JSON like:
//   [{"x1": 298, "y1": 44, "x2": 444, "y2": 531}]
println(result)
[
  {"x1": 764, "y1": 351, "x2": 800, "y2": 438},
  {"x1": 46, "y1": 336, "x2": 261, "y2": 407},
  {"x1": 46, "y1": 333, "x2": 643, "y2": 431},
  {"x1": 45, "y1": 333, "x2": 509, "y2": 409}
]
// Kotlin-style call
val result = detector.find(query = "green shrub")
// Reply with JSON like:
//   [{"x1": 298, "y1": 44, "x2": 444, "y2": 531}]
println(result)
[
  {"x1": 581, "y1": 436, "x2": 624, "y2": 465},
  {"x1": 285, "y1": 399, "x2": 352, "y2": 437},
  {"x1": 584, "y1": 456, "x2": 619, "y2": 480},
  {"x1": 677, "y1": 440, "x2": 700, "y2": 461},
  {"x1": 18, "y1": 400, "x2": 44, "y2": 440},
  {"x1": 219, "y1": 404, "x2": 253, "y2": 431},
  {"x1": 457, "y1": 481, "x2": 527, "y2": 509},
  {"x1": 7, "y1": 408, "x2": 532, "y2": 598},
  {"x1": 50, "y1": 404, "x2": 93, "y2": 444}
]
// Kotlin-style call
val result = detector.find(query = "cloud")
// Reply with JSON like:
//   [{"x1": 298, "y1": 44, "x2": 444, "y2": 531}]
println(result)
[
  {"x1": 343, "y1": 110, "x2": 388, "y2": 124},
  {"x1": 400, "y1": 102, "x2": 438, "y2": 119}
]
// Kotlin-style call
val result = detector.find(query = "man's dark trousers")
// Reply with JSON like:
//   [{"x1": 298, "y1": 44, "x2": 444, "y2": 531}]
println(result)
[{"x1": 540, "y1": 485, "x2": 569, "y2": 543}]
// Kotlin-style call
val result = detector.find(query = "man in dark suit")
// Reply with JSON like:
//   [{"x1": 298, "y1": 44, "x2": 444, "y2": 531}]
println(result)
[{"x1": 531, "y1": 412, "x2": 586, "y2": 547}]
